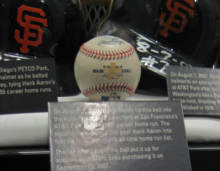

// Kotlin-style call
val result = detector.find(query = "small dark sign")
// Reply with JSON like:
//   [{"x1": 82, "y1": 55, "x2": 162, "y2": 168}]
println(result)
[
  {"x1": 166, "y1": 66, "x2": 220, "y2": 115},
  {"x1": 0, "y1": 58, "x2": 57, "y2": 114},
  {"x1": 48, "y1": 101, "x2": 191, "y2": 171}
]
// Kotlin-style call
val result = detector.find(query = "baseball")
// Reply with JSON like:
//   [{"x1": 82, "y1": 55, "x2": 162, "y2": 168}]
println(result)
[{"x1": 74, "y1": 35, "x2": 141, "y2": 101}]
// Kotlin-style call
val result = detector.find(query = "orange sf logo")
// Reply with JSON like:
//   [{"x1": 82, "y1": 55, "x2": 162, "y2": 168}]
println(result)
[
  {"x1": 159, "y1": 0, "x2": 195, "y2": 37},
  {"x1": 15, "y1": 5, "x2": 48, "y2": 53}
]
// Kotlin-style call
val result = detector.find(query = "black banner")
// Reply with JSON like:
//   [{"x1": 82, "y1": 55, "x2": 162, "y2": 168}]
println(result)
[
  {"x1": 0, "y1": 58, "x2": 57, "y2": 114},
  {"x1": 167, "y1": 66, "x2": 220, "y2": 115}
]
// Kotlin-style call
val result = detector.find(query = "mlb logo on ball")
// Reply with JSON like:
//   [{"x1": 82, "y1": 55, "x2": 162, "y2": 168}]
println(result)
[{"x1": 93, "y1": 62, "x2": 131, "y2": 80}]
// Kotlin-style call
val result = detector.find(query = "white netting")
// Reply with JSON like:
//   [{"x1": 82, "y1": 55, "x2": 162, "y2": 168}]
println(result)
[{"x1": 83, "y1": 5, "x2": 108, "y2": 33}]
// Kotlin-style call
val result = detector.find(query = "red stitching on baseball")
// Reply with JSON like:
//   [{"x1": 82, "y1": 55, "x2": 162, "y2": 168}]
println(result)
[
  {"x1": 80, "y1": 44, "x2": 135, "y2": 60},
  {"x1": 82, "y1": 82, "x2": 135, "y2": 97}
]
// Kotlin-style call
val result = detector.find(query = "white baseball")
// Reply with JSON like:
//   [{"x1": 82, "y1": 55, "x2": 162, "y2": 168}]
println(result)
[{"x1": 74, "y1": 35, "x2": 141, "y2": 101}]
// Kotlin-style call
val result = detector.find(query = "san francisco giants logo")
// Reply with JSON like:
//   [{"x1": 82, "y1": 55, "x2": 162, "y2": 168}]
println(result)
[
  {"x1": 15, "y1": 5, "x2": 48, "y2": 53},
  {"x1": 159, "y1": 0, "x2": 195, "y2": 37}
]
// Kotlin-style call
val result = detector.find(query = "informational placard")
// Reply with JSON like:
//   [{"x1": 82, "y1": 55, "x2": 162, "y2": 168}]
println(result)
[
  {"x1": 0, "y1": 59, "x2": 57, "y2": 114},
  {"x1": 166, "y1": 66, "x2": 220, "y2": 115},
  {"x1": 48, "y1": 101, "x2": 191, "y2": 171}
]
